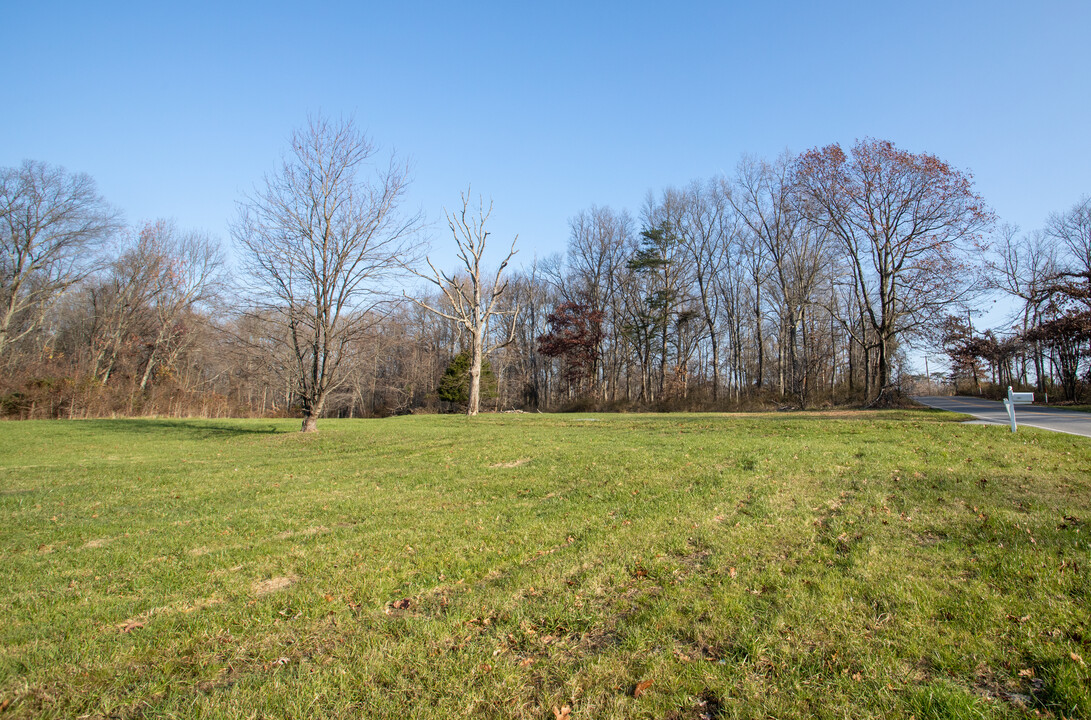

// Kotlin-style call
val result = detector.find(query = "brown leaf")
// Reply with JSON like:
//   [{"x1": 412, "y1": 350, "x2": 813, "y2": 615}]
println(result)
[
  {"x1": 0, "y1": 698, "x2": 11, "y2": 711},
  {"x1": 633, "y1": 679, "x2": 653, "y2": 698},
  {"x1": 324, "y1": 594, "x2": 335, "y2": 602},
  {"x1": 1072, "y1": 652, "x2": 1086, "y2": 666},
  {"x1": 1018, "y1": 668, "x2": 1035, "y2": 678},
  {"x1": 120, "y1": 621, "x2": 144, "y2": 633},
  {"x1": 519, "y1": 657, "x2": 534, "y2": 667},
  {"x1": 391, "y1": 598, "x2": 411, "y2": 610},
  {"x1": 728, "y1": 567, "x2": 737, "y2": 578},
  {"x1": 553, "y1": 706, "x2": 571, "y2": 720}
]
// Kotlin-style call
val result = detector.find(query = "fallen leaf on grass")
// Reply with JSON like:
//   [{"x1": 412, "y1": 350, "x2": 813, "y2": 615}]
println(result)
[
  {"x1": 633, "y1": 679, "x2": 653, "y2": 698},
  {"x1": 1072, "y1": 652, "x2": 1086, "y2": 666},
  {"x1": 519, "y1": 657, "x2": 534, "y2": 667},
  {"x1": 391, "y1": 598, "x2": 411, "y2": 610},
  {"x1": 0, "y1": 698, "x2": 10, "y2": 711},
  {"x1": 119, "y1": 621, "x2": 144, "y2": 633},
  {"x1": 1018, "y1": 668, "x2": 1035, "y2": 678},
  {"x1": 728, "y1": 567, "x2": 737, "y2": 579},
  {"x1": 553, "y1": 706, "x2": 571, "y2": 720}
]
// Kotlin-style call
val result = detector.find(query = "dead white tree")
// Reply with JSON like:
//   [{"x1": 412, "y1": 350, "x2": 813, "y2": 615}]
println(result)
[{"x1": 408, "y1": 190, "x2": 518, "y2": 415}]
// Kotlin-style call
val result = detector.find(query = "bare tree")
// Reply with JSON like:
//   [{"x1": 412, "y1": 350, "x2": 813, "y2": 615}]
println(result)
[
  {"x1": 0, "y1": 160, "x2": 120, "y2": 360},
  {"x1": 563, "y1": 205, "x2": 631, "y2": 400},
  {"x1": 133, "y1": 221, "x2": 225, "y2": 391},
  {"x1": 677, "y1": 177, "x2": 733, "y2": 400},
  {"x1": 233, "y1": 117, "x2": 420, "y2": 431},
  {"x1": 1048, "y1": 195, "x2": 1091, "y2": 275},
  {"x1": 797, "y1": 138, "x2": 993, "y2": 398},
  {"x1": 732, "y1": 154, "x2": 831, "y2": 404},
  {"x1": 85, "y1": 228, "x2": 161, "y2": 385},
  {"x1": 407, "y1": 190, "x2": 518, "y2": 416},
  {"x1": 985, "y1": 224, "x2": 1058, "y2": 388}
]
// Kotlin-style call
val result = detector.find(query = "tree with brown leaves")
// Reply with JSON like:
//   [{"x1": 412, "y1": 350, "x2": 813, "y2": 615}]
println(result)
[{"x1": 797, "y1": 138, "x2": 993, "y2": 398}]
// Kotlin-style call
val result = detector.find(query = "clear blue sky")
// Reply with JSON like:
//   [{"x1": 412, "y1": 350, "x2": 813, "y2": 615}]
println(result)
[{"x1": 4, "y1": 1, "x2": 1089, "y2": 275}]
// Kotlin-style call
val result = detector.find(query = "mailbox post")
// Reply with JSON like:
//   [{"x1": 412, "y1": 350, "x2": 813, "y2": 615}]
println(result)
[{"x1": 1003, "y1": 386, "x2": 1035, "y2": 432}]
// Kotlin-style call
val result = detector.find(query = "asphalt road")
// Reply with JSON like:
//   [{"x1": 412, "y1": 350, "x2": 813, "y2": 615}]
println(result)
[{"x1": 914, "y1": 395, "x2": 1091, "y2": 438}]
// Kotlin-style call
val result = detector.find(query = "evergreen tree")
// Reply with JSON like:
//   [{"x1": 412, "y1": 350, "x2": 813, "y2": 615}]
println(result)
[{"x1": 438, "y1": 351, "x2": 497, "y2": 406}]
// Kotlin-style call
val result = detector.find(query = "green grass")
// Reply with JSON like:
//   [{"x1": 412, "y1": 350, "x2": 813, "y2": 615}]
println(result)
[{"x1": 1, "y1": 411, "x2": 1089, "y2": 719}]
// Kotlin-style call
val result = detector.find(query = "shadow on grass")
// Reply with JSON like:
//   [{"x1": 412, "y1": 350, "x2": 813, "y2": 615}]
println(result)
[
  {"x1": 69, "y1": 418, "x2": 289, "y2": 439},
  {"x1": 729, "y1": 408, "x2": 960, "y2": 422}
]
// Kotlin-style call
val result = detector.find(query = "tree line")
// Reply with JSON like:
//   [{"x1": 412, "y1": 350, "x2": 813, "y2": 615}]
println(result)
[
  {"x1": 3, "y1": 118, "x2": 1087, "y2": 427},
  {"x1": 942, "y1": 201, "x2": 1091, "y2": 402}
]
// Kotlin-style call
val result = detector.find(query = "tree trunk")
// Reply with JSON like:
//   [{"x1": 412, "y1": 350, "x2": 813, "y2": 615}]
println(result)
[
  {"x1": 754, "y1": 286, "x2": 764, "y2": 389},
  {"x1": 847, "y1": 335, "x2": 855, "y2": 393},
  {"x1": 658, "y1": 320, "x2": 669, "y2": 399},
  {"x1": 1033, "y1": 345, "x2": 1046, "y2": 392},
  {"x1": 468, "y1": 329, "x2": 483, "y2": 416},
  {"x1": 862, "y1": 342, "x2": 870, "y2": 398},
  {"x1": 301, "y1": 395, "x2": 323, "y2": 432},
  {"x1": 138, "y1": 347, "x2": 157, "y2": 392},
  {"x1": 777, "y1": 321, "x2": 785, "y2": 398},
  {"x1": 301, "y1": 414, "x2": 318, "y2": 432},
  {"x1": 877, "y1": 334, "x2": 890, "y2": 394}
]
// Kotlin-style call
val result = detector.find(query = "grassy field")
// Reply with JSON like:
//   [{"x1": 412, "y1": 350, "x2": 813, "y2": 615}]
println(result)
[{"x1": 1, "y1": 411, "x2": 1089, "y2": 719}]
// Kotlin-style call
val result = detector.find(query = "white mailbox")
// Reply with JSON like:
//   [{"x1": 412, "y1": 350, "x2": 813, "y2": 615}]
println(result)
[{"x1": 1003, "y1": 386, "x2": 1035, "y2": 432}]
